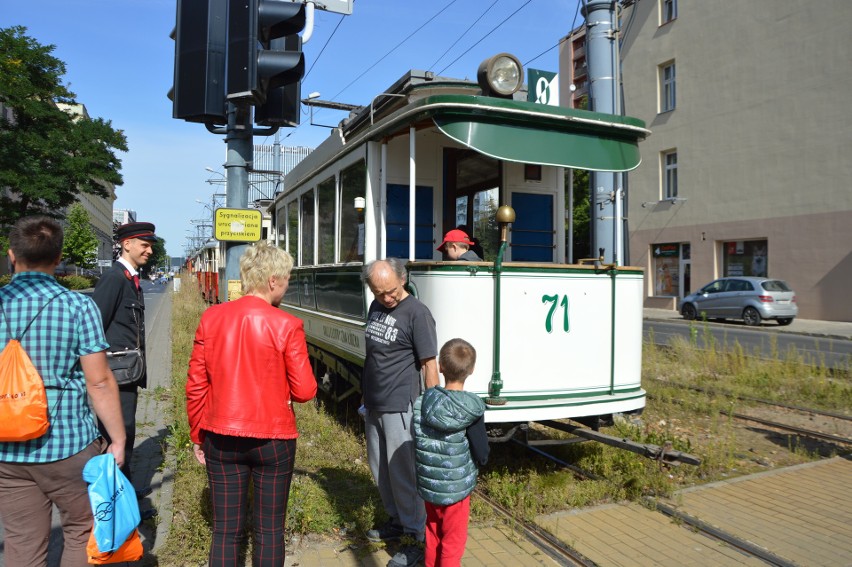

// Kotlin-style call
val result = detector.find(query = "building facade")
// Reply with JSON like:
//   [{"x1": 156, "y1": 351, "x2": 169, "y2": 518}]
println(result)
[
  {"x1": 613, "y1": 0, "x2": 852, "y2": 321},
  {"x1": 58, "y1": 103, "x2": 118, "y2": 265}
]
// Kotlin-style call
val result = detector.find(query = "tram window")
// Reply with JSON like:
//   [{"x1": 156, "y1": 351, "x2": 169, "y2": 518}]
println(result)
[
  {"x1": 444, "y1": 149, "x2": 501, "y2": 260},
  {"x1": 301, "y1": 190, "x2": 315, "y2": 266},
  {"x1": 276, "y1": 207, "x2": 288, "y2": 250},
  {"x1": 340, "y1": 160, "x2": 366, "y2": 263},
  {"x1": 287, "y1": 200, "x2": 298, "y2": 262},
  {"x1": 472, "y1": 188, "x2": 499, "y2": 261},
  {"x1": 317, "y1": 176, "x2": 336, "y2": 264}
]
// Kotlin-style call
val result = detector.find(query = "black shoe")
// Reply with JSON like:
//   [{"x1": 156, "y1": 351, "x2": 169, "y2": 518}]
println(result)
[
  {"x1": 387, "y1": 544, "x2": 423, "y2": 567},
  {"x1": 135, "y1": 487, "x2": 153, "y2": 499},
  {"x1": 366, "y1": 520, "x2": 404, "y2": 543},
  {"x1": 140, "y1": 508, "x2": 158, "y2": 521}
]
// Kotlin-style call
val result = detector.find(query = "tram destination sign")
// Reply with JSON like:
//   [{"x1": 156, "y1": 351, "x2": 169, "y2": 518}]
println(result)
[{"x1": 214, "y1": 208, "x2": 262, "y2": 242}]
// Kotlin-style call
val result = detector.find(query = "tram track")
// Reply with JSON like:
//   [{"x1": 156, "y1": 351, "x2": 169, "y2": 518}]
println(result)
[
  {"x1": 506, "y1": 434, "x2": 806, "y2": 567},
  {"x1": 650, "y1": 379, "x2": 852, "y2": 446},
  {"x1": 474, "y1": 487, "x2": 596, "y2": 567}
]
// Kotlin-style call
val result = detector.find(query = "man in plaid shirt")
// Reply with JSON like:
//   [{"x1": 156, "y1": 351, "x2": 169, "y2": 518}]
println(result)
[{"x1": 0, "y1": 216, "x2": 126, "y2": 567}]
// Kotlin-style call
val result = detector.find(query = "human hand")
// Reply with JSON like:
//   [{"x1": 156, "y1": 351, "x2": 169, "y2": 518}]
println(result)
[
  {"x1": 193, "y1": 443, "x2": 206, "y2": 465},
  {"x1": 107, "y1": 444, "x2": 126, "y2": 469}
]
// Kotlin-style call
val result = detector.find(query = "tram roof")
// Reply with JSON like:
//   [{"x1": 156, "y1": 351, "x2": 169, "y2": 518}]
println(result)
[{"x1": 280, "y1": 70, "x2": 650, "y2": 199}]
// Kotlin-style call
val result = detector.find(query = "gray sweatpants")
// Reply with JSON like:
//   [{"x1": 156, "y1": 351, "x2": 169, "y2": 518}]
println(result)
[{"x1": 365, "y1": 403, "x2": 426, "y2": 539}]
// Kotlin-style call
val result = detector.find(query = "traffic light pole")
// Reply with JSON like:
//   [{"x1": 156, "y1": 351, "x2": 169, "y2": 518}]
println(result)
[{"x1": 222, "y1": 102, "x2": 252, "y2": 301}]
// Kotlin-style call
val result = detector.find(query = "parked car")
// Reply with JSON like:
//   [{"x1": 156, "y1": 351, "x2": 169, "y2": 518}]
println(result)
[{"x1": 679, "y1": 277, "x2": 797, "y2": 326}]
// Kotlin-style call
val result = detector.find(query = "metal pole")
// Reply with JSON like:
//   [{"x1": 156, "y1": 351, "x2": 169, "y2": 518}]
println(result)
[
  {"x1": 583, "y1": 0, "x2": 621, "y2": 266},
  {"x1": 222, "y1": 101, "x2": 252, "y2": 301}
]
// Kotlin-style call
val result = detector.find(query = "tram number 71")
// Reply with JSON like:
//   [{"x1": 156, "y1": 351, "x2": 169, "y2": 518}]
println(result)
[{"x1": 541, "y1": 294, "x2": 569, "y2": 333}]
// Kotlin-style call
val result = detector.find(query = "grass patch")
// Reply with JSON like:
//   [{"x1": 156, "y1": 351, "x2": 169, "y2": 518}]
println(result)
[
  {"x1": 157, "y1": 288, "x2": 849, "y2": 564},
  {"x1": 156, "y1": 281, "x2": 383, "y2": 566}
]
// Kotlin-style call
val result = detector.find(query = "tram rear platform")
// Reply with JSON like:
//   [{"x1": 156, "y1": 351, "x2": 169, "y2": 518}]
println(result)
[{"x1": 285, "y1": 455, "x2": 852, "y2": 566}]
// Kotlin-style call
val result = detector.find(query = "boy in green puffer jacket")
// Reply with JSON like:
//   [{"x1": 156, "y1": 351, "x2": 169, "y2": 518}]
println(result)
[{"x1": 413, "y1": 338, "x2": 490, "y2": 567}]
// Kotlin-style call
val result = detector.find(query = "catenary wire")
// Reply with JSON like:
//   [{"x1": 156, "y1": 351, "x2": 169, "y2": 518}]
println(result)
[
  {"x1": 327, "y1": 0, "x2": 459, "y2": 102},
  {"x1": 437, "y1": 0, "x2": 532, "y2": 76},
  {"x1": 428, "y1": 0, "x2": 500, "y2": 73},
  {"x1": 523, "y1": 0, "x2": 581, "y2": 67}
]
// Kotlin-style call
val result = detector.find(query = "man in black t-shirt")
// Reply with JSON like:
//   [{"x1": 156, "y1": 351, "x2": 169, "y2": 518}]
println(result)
[{"x1": 361, "y1": 258, "x2": 438, "y2": 567}]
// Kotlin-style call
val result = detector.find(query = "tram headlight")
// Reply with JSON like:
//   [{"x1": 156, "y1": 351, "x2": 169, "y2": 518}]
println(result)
[{"x1": 477, "y1": 53, "x2": 523, "y2": 98}]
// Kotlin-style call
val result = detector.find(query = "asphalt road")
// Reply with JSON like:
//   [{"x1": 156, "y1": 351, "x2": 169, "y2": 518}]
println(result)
[{"x1": 644, "y1": 318, "x2": 852, "y2": 370}]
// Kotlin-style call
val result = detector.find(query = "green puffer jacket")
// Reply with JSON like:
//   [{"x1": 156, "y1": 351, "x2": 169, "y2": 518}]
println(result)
[{"x1": 413, "y1": 386, "x2": 486, "y2": 505}]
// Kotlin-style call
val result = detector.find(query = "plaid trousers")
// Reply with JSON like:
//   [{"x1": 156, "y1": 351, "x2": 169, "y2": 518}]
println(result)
[{"x1": 203, "y1": 433, "x2": 297, "y2": 567}]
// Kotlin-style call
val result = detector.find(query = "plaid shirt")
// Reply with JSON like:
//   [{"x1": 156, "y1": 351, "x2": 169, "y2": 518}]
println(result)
[{"x1": 0, "y1": 272, "x2": 109, "y2": 463}]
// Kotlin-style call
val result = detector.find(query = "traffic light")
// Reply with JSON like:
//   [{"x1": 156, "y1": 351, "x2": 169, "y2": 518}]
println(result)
[
  {"x1": 170, "y1": 0, "x2": 228, "y2": 123},
  {"x1": 255, "y1": 35, "x2": 302, "y2": 127},
  {"x1": 228, "y1": 0, "x2": 306, "y2": 104}
]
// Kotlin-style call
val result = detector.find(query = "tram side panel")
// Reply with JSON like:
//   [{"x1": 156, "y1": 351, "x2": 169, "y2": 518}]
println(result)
[{"x1": 409, "y1": 266, "x2": 646, "y2": 423}]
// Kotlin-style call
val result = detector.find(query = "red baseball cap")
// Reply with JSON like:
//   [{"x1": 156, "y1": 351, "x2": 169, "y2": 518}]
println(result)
[{"x1": 437, "y1": 229, "x2": 474, "y2": 252}]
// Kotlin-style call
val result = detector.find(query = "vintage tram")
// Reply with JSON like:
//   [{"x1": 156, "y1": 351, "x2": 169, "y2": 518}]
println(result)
[{"x1": 270, "y1": 56, "x2": 650, "y2": 424}]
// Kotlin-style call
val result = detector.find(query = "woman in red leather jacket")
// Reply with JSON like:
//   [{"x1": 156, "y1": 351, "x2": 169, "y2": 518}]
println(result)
[{"x1": 186, "y1": 242, "x2": 317, "y2": 566}]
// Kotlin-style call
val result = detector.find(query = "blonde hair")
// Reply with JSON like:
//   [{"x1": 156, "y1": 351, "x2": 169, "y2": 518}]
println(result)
[{"x1": 239, "y1": 242, "x2": 294, "y2": 293}]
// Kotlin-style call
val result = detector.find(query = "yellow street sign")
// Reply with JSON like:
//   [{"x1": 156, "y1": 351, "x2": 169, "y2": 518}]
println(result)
[{"x1": 214, "y1": 208, "x2": 262, "y2": 242}]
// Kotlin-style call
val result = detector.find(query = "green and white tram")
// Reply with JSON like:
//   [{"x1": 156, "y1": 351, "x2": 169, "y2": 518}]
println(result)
[{"x1": 271, "y1": 59, "x2": 649, "y2": 424}]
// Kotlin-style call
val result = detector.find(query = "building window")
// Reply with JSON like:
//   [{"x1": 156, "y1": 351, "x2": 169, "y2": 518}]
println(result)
[
  {"x1": 723, "y1": 240, "x2": 768, "y2": 277},
  {"x1": 660, "y1": 62, "x2": 676, "y2": 112},
  {"x1": 662, "y1": 151, "x2": 678, "y2": 199},
  {"x1": 661, "y1": 0, "x2": 677, "y2": 24}
]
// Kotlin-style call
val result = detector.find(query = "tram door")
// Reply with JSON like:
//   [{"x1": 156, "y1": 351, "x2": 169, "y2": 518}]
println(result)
[
  {"x1": 386, "y1": 184, "x2": 434, "y2": 259},
  {"x1": 510, "y1": 192, "x2": 554, "y2": 262}
]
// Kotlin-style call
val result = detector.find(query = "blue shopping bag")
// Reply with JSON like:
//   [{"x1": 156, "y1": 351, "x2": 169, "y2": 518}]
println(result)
[{"x1": 82, "y1": 454, "x2": 141, "y2": 553}]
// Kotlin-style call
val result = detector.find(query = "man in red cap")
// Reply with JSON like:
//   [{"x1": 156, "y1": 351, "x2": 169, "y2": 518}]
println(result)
[
  {"x1": 437, "y1": 228, "x2": 482, "y2": 261},
  {"x1": 92, "y1": 222, "x2": 158, "y2": 519}
]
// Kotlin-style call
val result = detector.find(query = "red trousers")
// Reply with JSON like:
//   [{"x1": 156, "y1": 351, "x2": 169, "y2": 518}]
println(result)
[{"x1": 424, "y1": 496, "x2": 471, "y2": 567}]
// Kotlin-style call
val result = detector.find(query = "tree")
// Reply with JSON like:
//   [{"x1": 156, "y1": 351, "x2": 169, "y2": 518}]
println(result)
[
  {"x1": 0, "y1": 26, "x2": 128, "y2": 226},
  {"x1": 568, "y1": 168, "x2": 591, "y2": 263},
  {"x1": 145, "y1": 238, "x2": 168, "y2": 277},
  {"x1": 62, "y1": 203, "x2": 98, "y2": 272}
]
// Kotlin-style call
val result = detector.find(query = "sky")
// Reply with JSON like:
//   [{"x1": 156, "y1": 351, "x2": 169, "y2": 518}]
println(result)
[{"x1": 3, "y1": 0, "x2": 583, "y2": 257}]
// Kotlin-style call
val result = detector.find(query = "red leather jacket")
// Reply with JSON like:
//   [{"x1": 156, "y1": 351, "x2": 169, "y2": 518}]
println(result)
[{"x1": 186, "y1": 295, "x2": 317, "y2": 444}]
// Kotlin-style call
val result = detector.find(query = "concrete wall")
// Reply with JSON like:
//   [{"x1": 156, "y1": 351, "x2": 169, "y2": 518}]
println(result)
[{"x1": 618, "y1": 0, "x2": 852, "y2": 320}]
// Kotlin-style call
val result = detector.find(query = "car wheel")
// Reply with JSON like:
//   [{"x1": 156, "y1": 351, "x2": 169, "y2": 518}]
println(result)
[
  {"x1": 743, "y1": 307, "x2": 762, "y2": 326},
  {"x1": 681, "y1": 303, "x2": 697, "y2": 320},
  {"x1": 777, "y1": 317, "x2": 793, "y2": 326}
]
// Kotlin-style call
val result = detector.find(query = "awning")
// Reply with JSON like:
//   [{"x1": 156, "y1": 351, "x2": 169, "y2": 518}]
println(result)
[
  {"x1": 434, "y1": 113, "x2": 644, "y2": 172},
  {"x1": 429, "y1": 97, "x2": 648, "y2": 172}
]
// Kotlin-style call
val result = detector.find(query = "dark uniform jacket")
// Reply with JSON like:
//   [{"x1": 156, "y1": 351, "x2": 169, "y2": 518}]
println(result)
[{"x1": 93, "y1": 261, "x2": 147, "y2": 388}]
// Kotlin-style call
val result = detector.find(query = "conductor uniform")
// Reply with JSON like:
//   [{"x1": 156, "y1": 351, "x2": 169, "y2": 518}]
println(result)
[{"x1": 92, "y1": 222, "x2": 156, "y2": 483}]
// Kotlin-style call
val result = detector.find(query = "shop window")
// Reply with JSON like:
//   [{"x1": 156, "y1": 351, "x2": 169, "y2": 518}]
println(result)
[
  {"x1": 723, "y1": 240, "x2": 768, "y2": 277},
  {"x1": 652, "y1": 242, "x2": 680, "y2": 297}
]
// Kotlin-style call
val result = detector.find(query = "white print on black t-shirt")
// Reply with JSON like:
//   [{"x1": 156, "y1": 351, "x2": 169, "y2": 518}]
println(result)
[{"x1": 366, "y1": 311, "x2": 399, "y2": 346}]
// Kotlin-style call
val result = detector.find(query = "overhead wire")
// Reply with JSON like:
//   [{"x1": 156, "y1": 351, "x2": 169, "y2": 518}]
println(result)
[
  {"x1": 326, "y1": 0, "x2": 460, "y2": 102},
  {"x1": 427, "y1": 0, "x2": 500, "y2": 74},
  {"x1": 523, "y1": 0, "x2": 581, "y2": 68},
  {"x1": 437, "y1": 0, "x2": 532, "y2": 76}
]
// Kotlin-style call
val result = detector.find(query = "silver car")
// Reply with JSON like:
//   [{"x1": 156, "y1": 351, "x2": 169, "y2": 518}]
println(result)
[{"x1": 679, "y1": 277, "x2": 798, "y2": 326}]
